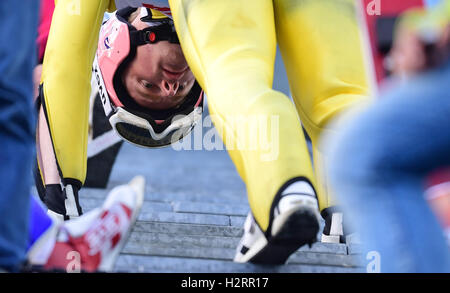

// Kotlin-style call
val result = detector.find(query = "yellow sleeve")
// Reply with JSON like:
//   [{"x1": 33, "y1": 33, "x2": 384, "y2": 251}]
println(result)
[
  {"x1": 40, "y1": 0, "x2": 112, "y2": 186},
  {"x1": 107, "y1": 1, "x2": 116, "y2": 12}
]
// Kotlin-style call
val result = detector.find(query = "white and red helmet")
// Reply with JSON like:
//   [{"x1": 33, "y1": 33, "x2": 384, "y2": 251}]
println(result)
[{"x1": 93, "y1": 7, "x2": 203, "y2": 148}]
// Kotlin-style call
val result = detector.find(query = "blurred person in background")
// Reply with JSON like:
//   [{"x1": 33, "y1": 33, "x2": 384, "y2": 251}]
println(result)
[
  {"x1": 0, "y1": 0, "x2": 39, "y2": 272},
  {"x1": 326, "y1": 0, "x2": 450, "y2": 272}
]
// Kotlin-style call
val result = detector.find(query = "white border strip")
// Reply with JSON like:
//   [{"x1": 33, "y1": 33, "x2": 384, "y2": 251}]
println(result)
[
  {"x1": 356, "y1": 0, "x2": 379, "y2": 97},
  {"x1": 87, "y1": 129, "x2": 123, "y2": 158}
]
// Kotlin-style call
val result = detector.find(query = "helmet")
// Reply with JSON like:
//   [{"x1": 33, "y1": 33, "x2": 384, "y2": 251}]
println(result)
[{"x1": 94, "y1": 7, "x2": 203, "y2": 148}]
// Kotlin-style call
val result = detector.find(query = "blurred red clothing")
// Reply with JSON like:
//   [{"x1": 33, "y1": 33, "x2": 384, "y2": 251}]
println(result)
[
  {"x1": 37, "y1": 0, "x2": 55, "y2": 63},
  {"x1": 360, "y1": 0, "x2": 425, "y2": 84}
]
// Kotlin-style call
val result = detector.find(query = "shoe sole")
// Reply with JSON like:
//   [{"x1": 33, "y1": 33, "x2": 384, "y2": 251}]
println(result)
[{"x1": 247, "y1": 208, "x2": 319, "y2": 264}]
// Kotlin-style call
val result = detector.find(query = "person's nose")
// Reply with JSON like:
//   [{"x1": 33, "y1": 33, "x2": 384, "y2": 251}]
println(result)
[{"x1": 161, "y1": 80, "x2": 179, "y2": 97}]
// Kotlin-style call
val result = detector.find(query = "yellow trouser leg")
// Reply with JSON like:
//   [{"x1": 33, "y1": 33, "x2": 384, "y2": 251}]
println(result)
[
  {"x1": 170, "y1": 0, "x2": 316, "y2": 231},
  {"x1": 40, "y1": 0, "x2": 111, "y2": 185},
  {"x1": 274, "y1": 0, "x2": 371, "y2": 211}
]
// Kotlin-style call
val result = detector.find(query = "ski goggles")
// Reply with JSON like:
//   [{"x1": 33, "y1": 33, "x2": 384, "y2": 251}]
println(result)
[{"x1": 109, "y1": 106, "x2": 202, "y2": 148}]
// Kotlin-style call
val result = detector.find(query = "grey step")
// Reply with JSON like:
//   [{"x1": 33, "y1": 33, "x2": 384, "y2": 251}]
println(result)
[
  {"x1": 115, "y1": 255, "x2": 363, "y2": 273},
  {"x1": 108, "y1": 145, "x2": 247, "y2": 196},
  {"x1": 79, "y1": 188, "x2": 110, "y2": 199},
  {"x1": 80, "y1": 198, "x2": 173, "y2": 213},
  {"x1": 128, "y1": 232, "x2": 239, "y2": 250},
  {"x1": 132, "y1": 221, "x2": 243, "y2": 238},
  {"x1": 122, "y1": 240, "x2": 233, "y2": 261},
  {"x1": 148, "y1": 192, "x2": 248, "y2": 205},
  {"x1": 127, "y1": 231, "x2": 347, "y2": 255},
  {"x1": 79, "y1": 187, "x2": 248, "y2": 205},
  {"x1": 298, "y1": 242, "x2": 347, "y2": 255},
  {"x1": 288, "y1": 251, "x2": 362, "y2": 267},
  {"x1": 348, "y1": 243, "x2": 363, "y2": 255},
  {"x1": 138, "y1": 211, "x2": 231, "y2": 226},
  {"x1": 172, "y1": 201, "x2": 249, "y2": 216},
  {"x1": 80, "y1": 192, "x2": 241, "y2": 226},
  {"x1": 231, "y1": 216, "x2": 325, "y2": 231},
  {"x1": 79, "y1": 199, "x2": 248, "y2": 216},
  {"x1": 122, "y1": 241, "x2": 360, "y2": 267},
  {"x1": 345, "y1": 233, "x2": 362, "y2": 245},
  {"x1": 230, "y1": 216, "x2": 246, "y2": 227}
]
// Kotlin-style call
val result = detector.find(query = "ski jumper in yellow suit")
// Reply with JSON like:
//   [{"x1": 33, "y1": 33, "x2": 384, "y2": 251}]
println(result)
[{"x1": 39, "y1": 0, "x2": 369, "y2": 232}]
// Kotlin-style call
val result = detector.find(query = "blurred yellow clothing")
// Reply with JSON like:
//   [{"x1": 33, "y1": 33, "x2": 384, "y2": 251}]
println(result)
[{"x1": 169, "y1": 0, "x2": 370, "y2": 230}]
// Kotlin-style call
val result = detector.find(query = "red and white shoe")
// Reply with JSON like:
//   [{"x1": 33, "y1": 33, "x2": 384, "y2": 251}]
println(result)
[{"x1": 42, "y1": 176, "x2": 144, "y2": 272}]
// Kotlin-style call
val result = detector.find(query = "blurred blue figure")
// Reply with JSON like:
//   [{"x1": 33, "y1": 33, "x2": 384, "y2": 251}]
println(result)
[
  {"x1": 327, "y1": 4, "x2": 450, "y2": 272},
  {"x1": 0, "y1": 0, "x2": 39, "y2": 271}
]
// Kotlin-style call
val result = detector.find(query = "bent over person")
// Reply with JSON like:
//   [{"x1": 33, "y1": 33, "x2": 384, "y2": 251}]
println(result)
[{"x1": 37, "y1": 0, "x2": 370, "y2": 265}]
